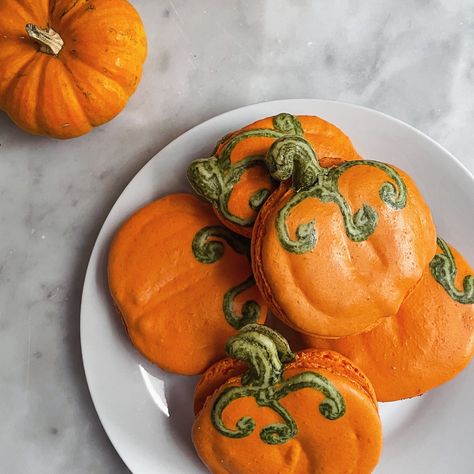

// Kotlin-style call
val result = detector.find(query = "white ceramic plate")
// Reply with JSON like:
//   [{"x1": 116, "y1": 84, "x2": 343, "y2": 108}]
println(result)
[{"x1": 81, "y1": 99, "x2": 474, "y2": 474}]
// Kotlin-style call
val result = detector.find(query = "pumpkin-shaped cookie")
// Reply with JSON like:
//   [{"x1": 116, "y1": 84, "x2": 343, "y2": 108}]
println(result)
[
  {"x1": 193, "y1": 325, "x2": 382, "y2": 474},
  {"x1": 252, "y1": 135, "x2": 437, "y2": 337},
  {"x1": 0, "y1": 0, "x2": 147, "y2": 138},
  {"x1": 303, "y1": 238, "x2": 474, "y2": 401},
  {"x1": 108, "y1": 194, "x2": 267, "y2": 375},
  {"x1": 187, "y1": 113, "x2": 361, "y2": 237}
]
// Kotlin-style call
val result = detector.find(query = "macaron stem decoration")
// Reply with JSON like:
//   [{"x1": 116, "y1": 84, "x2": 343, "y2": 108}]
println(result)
[
  {"x1": 193, "y1": 324, "x2": 382, "y2": 473},
  {"x1": 252, "y1": 130, "x2": 436, "y2": 337},
  {"x1": 187, "y1": 113, "x2": 361, "y2": 237},
  {"x1": 188, "y1": 113, "x2": 303, "y2": 228},
  {"x1": 265, "y1": 134, "x2": 407, "y2": 253},
  {"x1": 211, "y1": 324, "x2": 345, "y2": 445},
  {"x1": 192, "y1": 225, "x2": 260, "y2": 329}
]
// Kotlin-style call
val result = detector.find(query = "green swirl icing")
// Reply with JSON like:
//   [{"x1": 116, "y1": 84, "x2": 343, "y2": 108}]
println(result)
[
  {"x1": 192, "y1": 226, "x2": 261, "y2": 329},
  {"x1": 265, "y1": 136, "x2": 408, "y2": 254},
  {"x1": 249, "y1": 188, "x2": 271, "y2": 211},
  {"x1": 430, "y1": 237, "x2": 474, "y2": 304},
  {"x1": 211, "y1": 325, "x2": 346, "y2": 445},
  {"x1": 272, "y1": 112, "x2": 304, "y2": 136},
  {"x1": 266, "y1": 136, "x2": 323, "y2": 191},
  {"x1": 187, "y1": 113, "x2": 305, "y2": 228},
  {"x1": 223, "y1": 277, "x2": 261, "y2": 329},
  {"x1": 192, "y1": 225, "x2": 249, "y2": 263}
]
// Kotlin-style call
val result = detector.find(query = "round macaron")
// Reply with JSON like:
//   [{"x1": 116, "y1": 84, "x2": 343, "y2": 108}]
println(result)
[
  {"x1": 251, "y1": 137, "x2": 437, "y2": 337},
  {"x1": 187, "y1": 113, "x2": 361, "y2": 238},
  {"x1": 108, "y1": 193, "x2": 268, "y2": 375},
  {"x1": 302, "y1": 238, "x2": 474, "y2": 401},
  {"x1": 193, "y1": 325, "x2": 382, "y2": 474}
]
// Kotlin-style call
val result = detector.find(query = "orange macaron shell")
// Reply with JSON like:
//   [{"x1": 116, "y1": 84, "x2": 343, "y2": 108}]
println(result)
[
  {"x1": 193, "y1": 358, "x2": 247, "y2": 415},
  {"x1": 108, "y1": 193, "x2": 267, "y2": 375},
  {"x1": 193, "y1": 349, "x2": 382, "y2": 474},
  {"x1": 191, "y1": 114, "x2": 361, "y2": 238},
  {"x1": 303, "y1": 241, "x2": 474, "y2": 401},
  {"x1": 252, "y1": 165, "x2": 437, "y2": 338},
  {"x1": 217, "y1": 115, "x2": 362, "y2": 236}
]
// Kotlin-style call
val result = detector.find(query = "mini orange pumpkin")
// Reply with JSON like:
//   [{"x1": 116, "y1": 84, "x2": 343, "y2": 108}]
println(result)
[
  {"x1": 108, "y1": 194, "x2": 267, "y2": 375},
  {"x1": 193, "y1": 325, "x2": 382, "y2": 474},
  {"x1": 188, "y1": 113, "x2": 361, "y2": 237},
  {"x1": 0, "y1": 0, "x2": 147, "y2": 139},
  {"x1": 303, "y1": 238, "x2": 474, "y2": 401},
  {"x1": 252, "y1": 135, "x2": 437, "y2": 337}
]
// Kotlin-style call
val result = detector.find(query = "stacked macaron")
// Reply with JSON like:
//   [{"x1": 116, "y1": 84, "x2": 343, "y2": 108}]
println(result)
[
  {"x1": 302, "y1": 237, "x2": 474, "y2": 401},
  {"x1": 193, "y1": 325, "x2": 382, "y2": 474},
  {"x1": 108, "y1": 113, "x2": 474, "y2": 474}
]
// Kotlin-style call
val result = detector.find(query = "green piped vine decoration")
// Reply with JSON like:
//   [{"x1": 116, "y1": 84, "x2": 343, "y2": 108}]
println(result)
[
  {"x1": 211, "y1": 325, "x2": 346, "y2": 445},
  {"x1": 192, "y1": 226, "x2": 261, "y2": 329},
  {"x1": 430, "y1": 237, "x2": 474, "y2": 304},
  {"x1": 187, "y1": 113, "x2": 304, "y2": 227},
  {"x1": 265, "y1": 135, "x2": 408, "y2": 254}
]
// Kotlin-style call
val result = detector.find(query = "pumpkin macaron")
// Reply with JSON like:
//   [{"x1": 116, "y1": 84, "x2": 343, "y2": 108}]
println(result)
[
  {"x1": 302, "y1": 238, "x2": 474, "y2": 401},
  {"x1": 252, "y1": 134, "x2": 437, "y2": 337},
  {"x1": 108, "y1": 194, "x2": 267, "y2": 375},
  {"x1": 0, "y1": 0, "x2": 147, "y2": 139},
  {"x1": 187, "y1": 113, "x2": 361, "y2": 237},
  {"x1": 193, "y1": 324, "x2": 382, "y2": 474}
]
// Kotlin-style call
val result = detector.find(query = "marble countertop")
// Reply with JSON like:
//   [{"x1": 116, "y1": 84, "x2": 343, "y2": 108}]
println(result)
[{"x1": 1, "y1": 1, "x2": 473, "y2": 472}]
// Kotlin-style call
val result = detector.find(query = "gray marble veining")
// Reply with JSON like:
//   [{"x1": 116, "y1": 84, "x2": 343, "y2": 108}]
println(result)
[{"x1": 0, "y1": 0, "x2": 473, "y2": 472}]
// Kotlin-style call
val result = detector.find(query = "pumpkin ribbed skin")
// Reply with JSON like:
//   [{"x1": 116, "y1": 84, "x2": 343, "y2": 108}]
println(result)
[{"x1": 0, "y1": 0, "x2": 147, "y2": 138}]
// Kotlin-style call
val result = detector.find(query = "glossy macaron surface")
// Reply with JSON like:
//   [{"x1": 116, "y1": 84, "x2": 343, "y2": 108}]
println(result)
[
  {"x1": 108, "y1": 193, "x2": 267, "y2": 375},
  {"x1": 252, "y1": 160, "x2": 437, "y2": 337},
  {"x1": 302, "y1": 239, "x2": 474, "y2": 401}
]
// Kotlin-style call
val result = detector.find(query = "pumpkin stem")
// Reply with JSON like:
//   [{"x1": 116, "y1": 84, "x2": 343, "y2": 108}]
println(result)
[
  {"x1": 211, "y1": 325, "x2": 346, "y2": 445},
  {"x1": 225, "y1": 324, "x2": 295, "y2": 387},
  {"x1": 25, "y1": 24, "x2": 64, "y2": 56},
  {"x1": 265, "y1": 135, "x2": 324, "y2": 191}
]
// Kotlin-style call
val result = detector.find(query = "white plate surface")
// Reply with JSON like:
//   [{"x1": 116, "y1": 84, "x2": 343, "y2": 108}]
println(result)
[{"x1": 81, "y1": 99, "x2": 474, "y2": 474}]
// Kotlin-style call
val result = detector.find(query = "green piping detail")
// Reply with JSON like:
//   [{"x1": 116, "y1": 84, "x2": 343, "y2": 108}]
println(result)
[
  {"x1": 430, "y1": 237, "x2": 474, "y2": 304},
  {"x1": 192, "y1": 226, "x2": 261, "y2": 328},
  {"x1": 267, "y1": 135, "x2": 407, "y2": 254},
  {"x1": 187, "y1": 113, "x2": 304, "y2": 227},
  {"x1": 211, "y1": 325, "x2": 346, "y2": 445}
]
